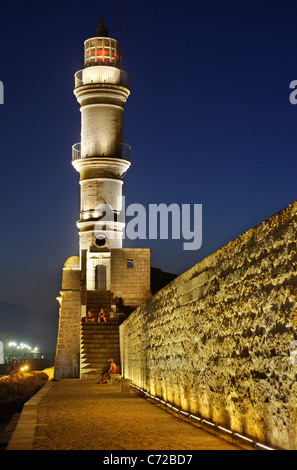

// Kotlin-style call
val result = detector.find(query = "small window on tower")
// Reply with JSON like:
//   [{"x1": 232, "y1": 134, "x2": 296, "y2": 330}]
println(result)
[
  {"x1": 127, "y1": 259, "x2": 134, "y2": 269},
  {"x1": 96, "y1": 235, "x2": 106, "y2": 247}
]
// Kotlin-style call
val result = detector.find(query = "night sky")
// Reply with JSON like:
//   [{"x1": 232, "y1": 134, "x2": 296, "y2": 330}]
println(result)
[{"x1": 0, "y1": 0, "x2": 297, "y2": 354}]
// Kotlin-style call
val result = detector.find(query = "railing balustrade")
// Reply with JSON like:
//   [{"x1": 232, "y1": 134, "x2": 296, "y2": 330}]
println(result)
[
  {"x1": 72, "y1": 142, "x2": 131, "y2": 162},
  {"x1": 74, "y1": 66, "x2": 129, "y2": 89}
]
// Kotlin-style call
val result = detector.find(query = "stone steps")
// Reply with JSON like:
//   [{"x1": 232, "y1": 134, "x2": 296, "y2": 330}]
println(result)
[
  {"x1": 81, "y1": 351, "x2": 121, "y2": 360},
  {"x1": 82, "y1": 323, "x2": 119, "y2": 329},
  {"x1": 87, "y1": 290, "x2": 112, "y2": 312},
  {"x1": 82, "y1": 347, "x2": 119, "y2": 354},
  {"x1": 80, "y1": 319, "x2": 120, "y2": 379},
  {"x1": 81, "y1": 345, "x2": 120, "y2": 354},
  {"x1": 82, "y1": 339, "x2": 119, "y2": 345}
]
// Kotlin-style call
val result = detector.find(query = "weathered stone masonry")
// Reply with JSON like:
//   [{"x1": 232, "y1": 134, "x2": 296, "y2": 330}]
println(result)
[{"x1": 120, "y1": 200, "x2": 297, "y2": 450}]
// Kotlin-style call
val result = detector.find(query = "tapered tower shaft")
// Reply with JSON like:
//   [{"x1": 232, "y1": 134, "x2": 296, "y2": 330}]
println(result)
[{"x1": 72, "y1": 19, "x2": 130, "y2": 256}]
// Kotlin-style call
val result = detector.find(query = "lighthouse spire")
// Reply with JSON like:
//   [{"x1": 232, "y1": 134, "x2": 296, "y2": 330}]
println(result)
[{"x1": 95, "y1": 17, "x2": 109, "y2": 37}]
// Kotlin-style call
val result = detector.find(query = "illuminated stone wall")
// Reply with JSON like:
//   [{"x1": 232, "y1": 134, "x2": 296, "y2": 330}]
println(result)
[
  {"x1": 54, "y1": 257, "x2": 81, "y2": 379},
  {"x1": 111, "y1": 248, "x2": 151, "y2": 307},
  {"x1": 120, "y1": 201, "x2": 297, "y2": 450}
]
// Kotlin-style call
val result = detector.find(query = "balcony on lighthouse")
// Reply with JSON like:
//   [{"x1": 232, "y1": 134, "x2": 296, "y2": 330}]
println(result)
[
  {"x1": 72, "y1": 141, "x2": 131, "y2": 162},
  {"x1": 74, "y1": 32, "x2": 129, "y2": 89},
  {"x1": 72, "y1": 18, "x2": 130, "y2": 161}
]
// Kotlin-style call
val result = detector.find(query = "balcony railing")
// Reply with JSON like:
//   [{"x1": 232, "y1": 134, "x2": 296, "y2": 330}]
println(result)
[
  {"x1": 72, "y1": 142, "x2": 81, "y2": 161},
  {"x1": 72, "y1": 142, "x2": 131, "y2": 162},
  {"x1": 74, "y1": 66, "x2": 129, "y2": 89}
]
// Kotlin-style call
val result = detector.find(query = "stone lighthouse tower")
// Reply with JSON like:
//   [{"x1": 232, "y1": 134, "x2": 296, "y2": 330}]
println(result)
[
  {"x1": 72, "y1": 18, "x2": 131, "y2": 295},
  {"x1": 54, "y1": 19, "x2": 151, "y2": 379}
]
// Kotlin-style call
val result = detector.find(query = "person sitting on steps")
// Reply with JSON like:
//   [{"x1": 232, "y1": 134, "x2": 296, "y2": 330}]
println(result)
[
  {"x1": 86, "y1": 310, "x2": 95, "y2": 323},
  {"x1": 97, "y1": 357, "x2": 116, "y2": 384},
  {"x1": 98, "y1": 308, "x2": 106, "y2": 323}
]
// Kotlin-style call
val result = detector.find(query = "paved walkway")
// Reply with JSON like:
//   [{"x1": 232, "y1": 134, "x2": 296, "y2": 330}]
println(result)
[{"x1": 6, "y1": 379, "x2": 245, "y2": 451}]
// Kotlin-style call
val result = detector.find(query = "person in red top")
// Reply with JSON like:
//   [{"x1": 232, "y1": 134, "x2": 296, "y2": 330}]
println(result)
[
  {"x1": 86, "y1": 310, "x2": 95, "y2": 323},
  {"x1": 98, "y1": 308, "x2": 106, "y2": 323},
  {"x1": 97, "y1": 357, "x2": 116, "y2": 384}
]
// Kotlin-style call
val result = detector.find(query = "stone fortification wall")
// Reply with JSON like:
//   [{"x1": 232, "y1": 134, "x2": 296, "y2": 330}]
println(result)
[
  {"x1": 54, "y1": 257, "x2": 81, "y2": 379},
  {"x1": 120, "y1": 201, "x2": 297, "y2": 450}
]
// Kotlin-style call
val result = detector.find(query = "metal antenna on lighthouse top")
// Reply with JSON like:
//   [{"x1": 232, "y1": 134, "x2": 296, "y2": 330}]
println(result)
[{"x1": 120, "y1": 0, "x2": 123, "y2": 70}]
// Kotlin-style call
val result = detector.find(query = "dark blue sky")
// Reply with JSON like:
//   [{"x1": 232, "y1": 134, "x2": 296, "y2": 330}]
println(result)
[{"x1": 0, "y1": 0, "x2": 297, "y2": 353}]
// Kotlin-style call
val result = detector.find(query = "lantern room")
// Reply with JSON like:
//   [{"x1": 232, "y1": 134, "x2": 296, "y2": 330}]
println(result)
[{"x1": 84, "y1": 37, "x2": 120, "y2": 68}]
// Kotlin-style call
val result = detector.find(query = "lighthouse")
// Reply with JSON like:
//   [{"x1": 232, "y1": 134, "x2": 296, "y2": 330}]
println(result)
[
  {"x1": 54, "y1": 19, "x2": 151, "y2": 379},
  {"x1": 72, "y1": 18, "x2": 131, "y2": 292}
]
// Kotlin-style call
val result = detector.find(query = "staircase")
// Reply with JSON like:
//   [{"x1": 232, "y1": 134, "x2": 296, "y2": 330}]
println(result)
[
  {"x1": 80, "y1": 290, "x2": 121, "y2": 379},
  {"x1": 87, "y1": 290, "x2": 113, "y2": 312}
]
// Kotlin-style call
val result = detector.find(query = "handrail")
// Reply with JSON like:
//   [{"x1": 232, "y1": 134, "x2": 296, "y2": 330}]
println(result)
[
  {"x1": 72, "y1": 142, "x2": 131, "y2": 162},
  {"x1": 74, "y1": 66, "x2": 129, "y2": 89}
]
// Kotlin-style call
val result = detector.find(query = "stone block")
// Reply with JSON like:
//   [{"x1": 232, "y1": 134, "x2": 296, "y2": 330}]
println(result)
[
  {"x1": 111, "y1": 374, "x2": 121, "y2": 385},
  {"x1": 120, "y1": 378, "x2": 130, "y2": 394}
]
